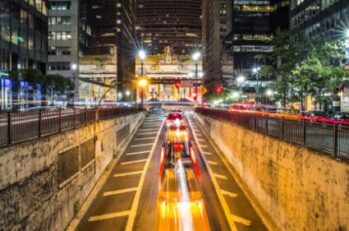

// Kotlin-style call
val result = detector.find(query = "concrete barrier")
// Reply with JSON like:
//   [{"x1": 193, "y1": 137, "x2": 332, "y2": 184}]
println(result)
[
  {"x1": 0, "y1": 112, "x2": 145, "y2": 231},
  {"x1": 195, "y1": 113, "x2": 349, "y2": 231}
]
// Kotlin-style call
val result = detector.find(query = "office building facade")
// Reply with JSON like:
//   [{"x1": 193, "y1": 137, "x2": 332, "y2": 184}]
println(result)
[
  {"x1": 137, "y1": 0, "x2": 202, "y2": 55},
  {"x1": 0, "y1": 0, "x2": 48, "y2": 73},
  {"x1": 290, "y1": 0, "x2": 349, "y2": 40},
  {"x1": 88, "y1": 0, "x2": 136, "y2": 92}
]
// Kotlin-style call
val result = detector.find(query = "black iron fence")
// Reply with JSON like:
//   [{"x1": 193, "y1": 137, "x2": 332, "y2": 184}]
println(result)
[
  {"x1": 0, "y1": 107, "x2": 143, "y2": 148},
  {"x1": 195, "y1": 108, "x2": 349, "y2": 161}
]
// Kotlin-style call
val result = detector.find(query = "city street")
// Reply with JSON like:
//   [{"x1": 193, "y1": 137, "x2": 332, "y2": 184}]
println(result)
[{"x1": 74, "y1": 111, "x2": 267, "y2": 231}]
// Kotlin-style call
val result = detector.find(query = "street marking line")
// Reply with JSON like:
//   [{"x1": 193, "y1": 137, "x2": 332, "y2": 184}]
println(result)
[
  {"x1": 139, "y1": 128, "x2": 159, "y2": 132},
  {"x1": 103, "y1": 187, "x2": 138, "y2": 197},
  {"x1": 121, "y1": 159, "x2": 147, "y2": 166},
  {"x1": 138, "y1": 132, "x2": 158, "y2": 135},
  {"x1": 208, "y1": 160, "x2": 218, "y2": 165},
  {"x1": 203, "y1": 151, "x2": 213, "y2": 156},
  {"x1": 200, "y1": 144, "x2": 208, "y2": 148},
  {"x1": 130, "y1": 143, "x2": 153, "y2": 148},
  {"x1": 88, "y1": 211, "x2": 130, "y2": 222},
  {"x1": 126, "y1": 151, "x2": 150, "y2": 156},
  {"x1": 125, "y1": 119, "x2": 165, "y2": 231},
  {"x1": 213, "y1": 173, "x2": 228, "y2": 180},
  {"x1": 113, "y1": 171, "x2": 143, "y2": 178},
  {"x1": 221, "y1": 190, "x2": 238, "y2": 198},
  {"x1": 231, "y1": 214, "x2": 252, "y2": 226},
  {"x1": 198, "y1": 138, "x2": 205, "y2": 142},
  {"x1": 135, "y1": 137, "x2": 154, "y2": 141},
  {"x1": 187, "y1": 115, "x2": 238, "y2": 231}
]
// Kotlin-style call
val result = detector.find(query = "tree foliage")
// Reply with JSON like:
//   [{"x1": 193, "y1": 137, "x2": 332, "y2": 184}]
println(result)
[{"x1": 259, "y1": 30, "x2": 348, "y2": 109}]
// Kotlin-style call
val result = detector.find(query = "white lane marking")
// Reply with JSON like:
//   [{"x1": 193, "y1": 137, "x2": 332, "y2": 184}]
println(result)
[
  {"x1": 203, "y1": 151, "x2": 213, "y2": 156},
  {"x1": 139, "y1": 128, "x2": 159, "y2": 132},
  {"x1": 103, "y1": 187, "x2": 137, "y2": 197},
  {"x1": 198, "y1": 138, "x2": 205, "y2": 142},
  {"x1": 213, "y1": 173, "x2": 228, "y2": 180},
  {"x1": 231, "y1": 214, "x2": 252, "y2": 226},
  {"x1": 208, "y1": 160, "x2": 218, "y2": 165},
  {"x1": 221, "y1": 190, "x2": 238, "y2": 198},
  {"x1": 126, "y1": 151, "x2": 149, "y2": 156},
  {"x1": 130, "y1": 143, "x2": 153, "y2": 148},
  {"x1": 138, "y1": 132, "x2": 158, "y2": 135},
  {"x1": 88, "y1": 211, "x2": 130, "y2": 222},
  {"x1": 187, "y1": 116, "x2": 238, "y2": 231},
  {"x1": 135, "y1": 137, "x2": 154, "y2": 141},
  {"x1": 121, "y1": 159, "x2": 147, "y2": 166},
  {"x1": 125, "y1": 119, "x2": 165, "y2": 231},
  {"x1": 200, "y1": 144, "x2": 208, "y2": 148},
  {"x1": 113, "y1": 171, "x2": 143, "y2": 178}
]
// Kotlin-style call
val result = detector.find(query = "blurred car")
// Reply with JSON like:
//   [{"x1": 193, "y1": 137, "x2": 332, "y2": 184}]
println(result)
[
  {"x1": 160, "y1": 141, "x2": 196, "y2": 172},
  {"x1": 166, "y1": 112, "x2": 186, "y2": 127},
  {"x1": 299, "y1": 111, "x2": 329, "y2": 122},
  {"x1": 157, "y1": 168, "x2": 210, "y2": 231},
  {"x1": 323, "y1": 112, "x2": 349, "y2": 125},
  {"x1": 269, "y1": 110, "x2": 301, "y2": 121},
  {"x1": 166, "y1": 125, "x2": 188, "y2": 143},
  {"x1": 149, "y1": 106, "x2": 163, "y2": 114}
]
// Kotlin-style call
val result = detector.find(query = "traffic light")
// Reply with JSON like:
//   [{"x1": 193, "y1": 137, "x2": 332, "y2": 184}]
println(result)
[
  {"x1": 216, "y1": 85, "x2": 224, "y2": 94},
  {"x1": 175, "y1": 80, "x2": 181, "y2": 88}
]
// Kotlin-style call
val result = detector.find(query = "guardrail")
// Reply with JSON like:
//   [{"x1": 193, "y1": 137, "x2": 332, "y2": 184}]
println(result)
[
  {"x1": 0, "y1": 107, "x2": 143, "y2": 148},
  {"x1": 195, "y1": 108, "x2": 349, "y2": 161}
]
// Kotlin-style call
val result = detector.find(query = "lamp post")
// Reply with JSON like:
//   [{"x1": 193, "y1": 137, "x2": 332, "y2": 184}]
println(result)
[
  {"x1": 138, "y1": 50, "x2": 147, "y2": 107},
  {"x1": 71, "y1": 63, "x2": 78, "y2": 102},
  {"x1": 252, "y1": 67, "x2": 261, "y2": 105},
  {"x1": 192, "y1": 51, "x2": 201, "y2": 103},
  {"x1": 138, "y1": 50, "x2": 146, "y2": 76},
  {"x1": 138, "y1": 78, "x2": 148, "y2": 108}
]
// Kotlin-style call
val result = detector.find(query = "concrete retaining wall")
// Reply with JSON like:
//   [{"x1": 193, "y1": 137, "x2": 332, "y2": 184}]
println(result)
[
  {"x1": 195, "y1": 113, "x2": 349, "y2": 231},
  {"x1": 0, "y1": 112, "x2": 145, "y2": 231}
]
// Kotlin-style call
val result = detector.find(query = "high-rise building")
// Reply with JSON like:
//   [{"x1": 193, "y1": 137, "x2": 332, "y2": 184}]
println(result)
[
  {"x1": 88, "y1": 0, "x2": 136, "y2": 92},
  {"x1": 0, "y1": 0, "x2": 48, "y2": 73},
  {"x1": 47, "y1": 0, "x2": 91, "y2": 98},
  {"x1": 202, "y1": 0, "x2": 233, "y2": 89},
  {"x1": 136, "y1": 0, "x2": 202, "y2": 55},
  {"x1": 290, "y1": 0, "x2": 348, "y2": 40},
  {"x1": 224, "y1": 0, "x2": 289, "y2": 78}
]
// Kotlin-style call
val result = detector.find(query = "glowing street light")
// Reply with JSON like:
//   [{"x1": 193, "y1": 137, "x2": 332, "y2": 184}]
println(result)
[
  {"x1": 192, "y1": 51, "x2": 201, "y2": 61},
  {"x1": 138, "y1": 49, "x2": 147, "y2": 76},
  {"x1": 237, "y1": 75, "x2": 245, "y2": 83},
  {"x1": 346, "y1": 29, "x2": 349, "y2": 38},
  {"x1": 266, "y1": 89, "x2": 274, "y2": 97},
  {"x1": 125, "y1": 90, "x2": 131, "y2": 96}
]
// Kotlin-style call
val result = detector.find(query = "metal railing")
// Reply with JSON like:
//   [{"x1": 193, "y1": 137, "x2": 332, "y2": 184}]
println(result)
[
  {"x1": 0, "y1": 107, "x2": 143, "y2": 148},
  {"x1": 195, "y1": 108, "x2": 349, "y2": 161}
]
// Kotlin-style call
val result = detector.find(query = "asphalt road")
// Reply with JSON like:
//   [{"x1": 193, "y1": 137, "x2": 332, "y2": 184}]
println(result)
[{"x1": 75, "y1": 111, "x2": 268, "y2": 231}]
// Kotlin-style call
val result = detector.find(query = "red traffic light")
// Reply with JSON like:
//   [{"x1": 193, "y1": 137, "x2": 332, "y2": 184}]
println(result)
[
  {"x1": 216, "y1": 85, "x2": 224, "y2": 94},
  {"x1": 175, "y1": 80, "x2": 181, "y2": 88}
]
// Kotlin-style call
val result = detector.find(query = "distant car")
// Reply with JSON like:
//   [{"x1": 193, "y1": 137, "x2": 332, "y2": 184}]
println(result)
[
  {"x1": 166, "y1": 112, "x2": 185, "y2": 127},
  {"x1": 160, "y1": 140, "x2": 196, "y2": 173},
  {"x1": 149, "y1": 106, "x2": 163, "y2": 114},
  {"x1": 323, "y1": 112, "x2": 349, "y2": 125},
  {"x1": 299, "y1": 111, "x2": 328, "y2": 122},
  {"x1": 166, "y1": 125, "x2": 188, "y2": 143}
]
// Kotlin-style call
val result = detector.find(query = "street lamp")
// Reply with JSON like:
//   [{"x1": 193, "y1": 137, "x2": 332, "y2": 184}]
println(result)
[
  {"x1": 252, "y1": 66, "x2": 261, "y2": 105},
  {"x1": 192, "y1": 51, "x2": 201, "y2": 103},
  {"x1": 138, "y1": 78, "x2": 148, "y2": 108},
  {"x1": 71, "y1": 63, "x2": 78, "y2": 101},
  {"x1": 266, "y1": 89, "x2": 274, "y2": 97},
  {"x1": 236, "y1": 75, "x2": 245, "y2": 84},
  {"x1": 138, "y1": 49, "x2": 147, "y2": 76},
  {"x1": 125, "y1": 90, "x2": 131, "y2": 97}
]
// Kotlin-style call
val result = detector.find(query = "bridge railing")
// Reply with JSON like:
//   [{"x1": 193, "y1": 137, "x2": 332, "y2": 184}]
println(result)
[
  {"x1": 0, "y1": 107, "x2": 144, "y2": 148},
  {"x1": 195, "y1": 108, "x2": 349, "y2": 161}
]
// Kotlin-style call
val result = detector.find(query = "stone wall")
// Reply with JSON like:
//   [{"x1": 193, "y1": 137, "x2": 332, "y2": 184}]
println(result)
[
  {"x1": 0, "y1": 112, "x2": 145, "y2": 231},
  {"x1": 195, "y1": 114, "x2": 349, "y2": 231}
]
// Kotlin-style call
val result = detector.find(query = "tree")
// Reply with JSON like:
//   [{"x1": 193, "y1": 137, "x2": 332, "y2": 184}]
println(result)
[
  {"x1": 258, "y1": 30, "x2": 310, "y2": 106},
  {"x1": 43, "y1": 75, "x2": 74, "y2": 102}
]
